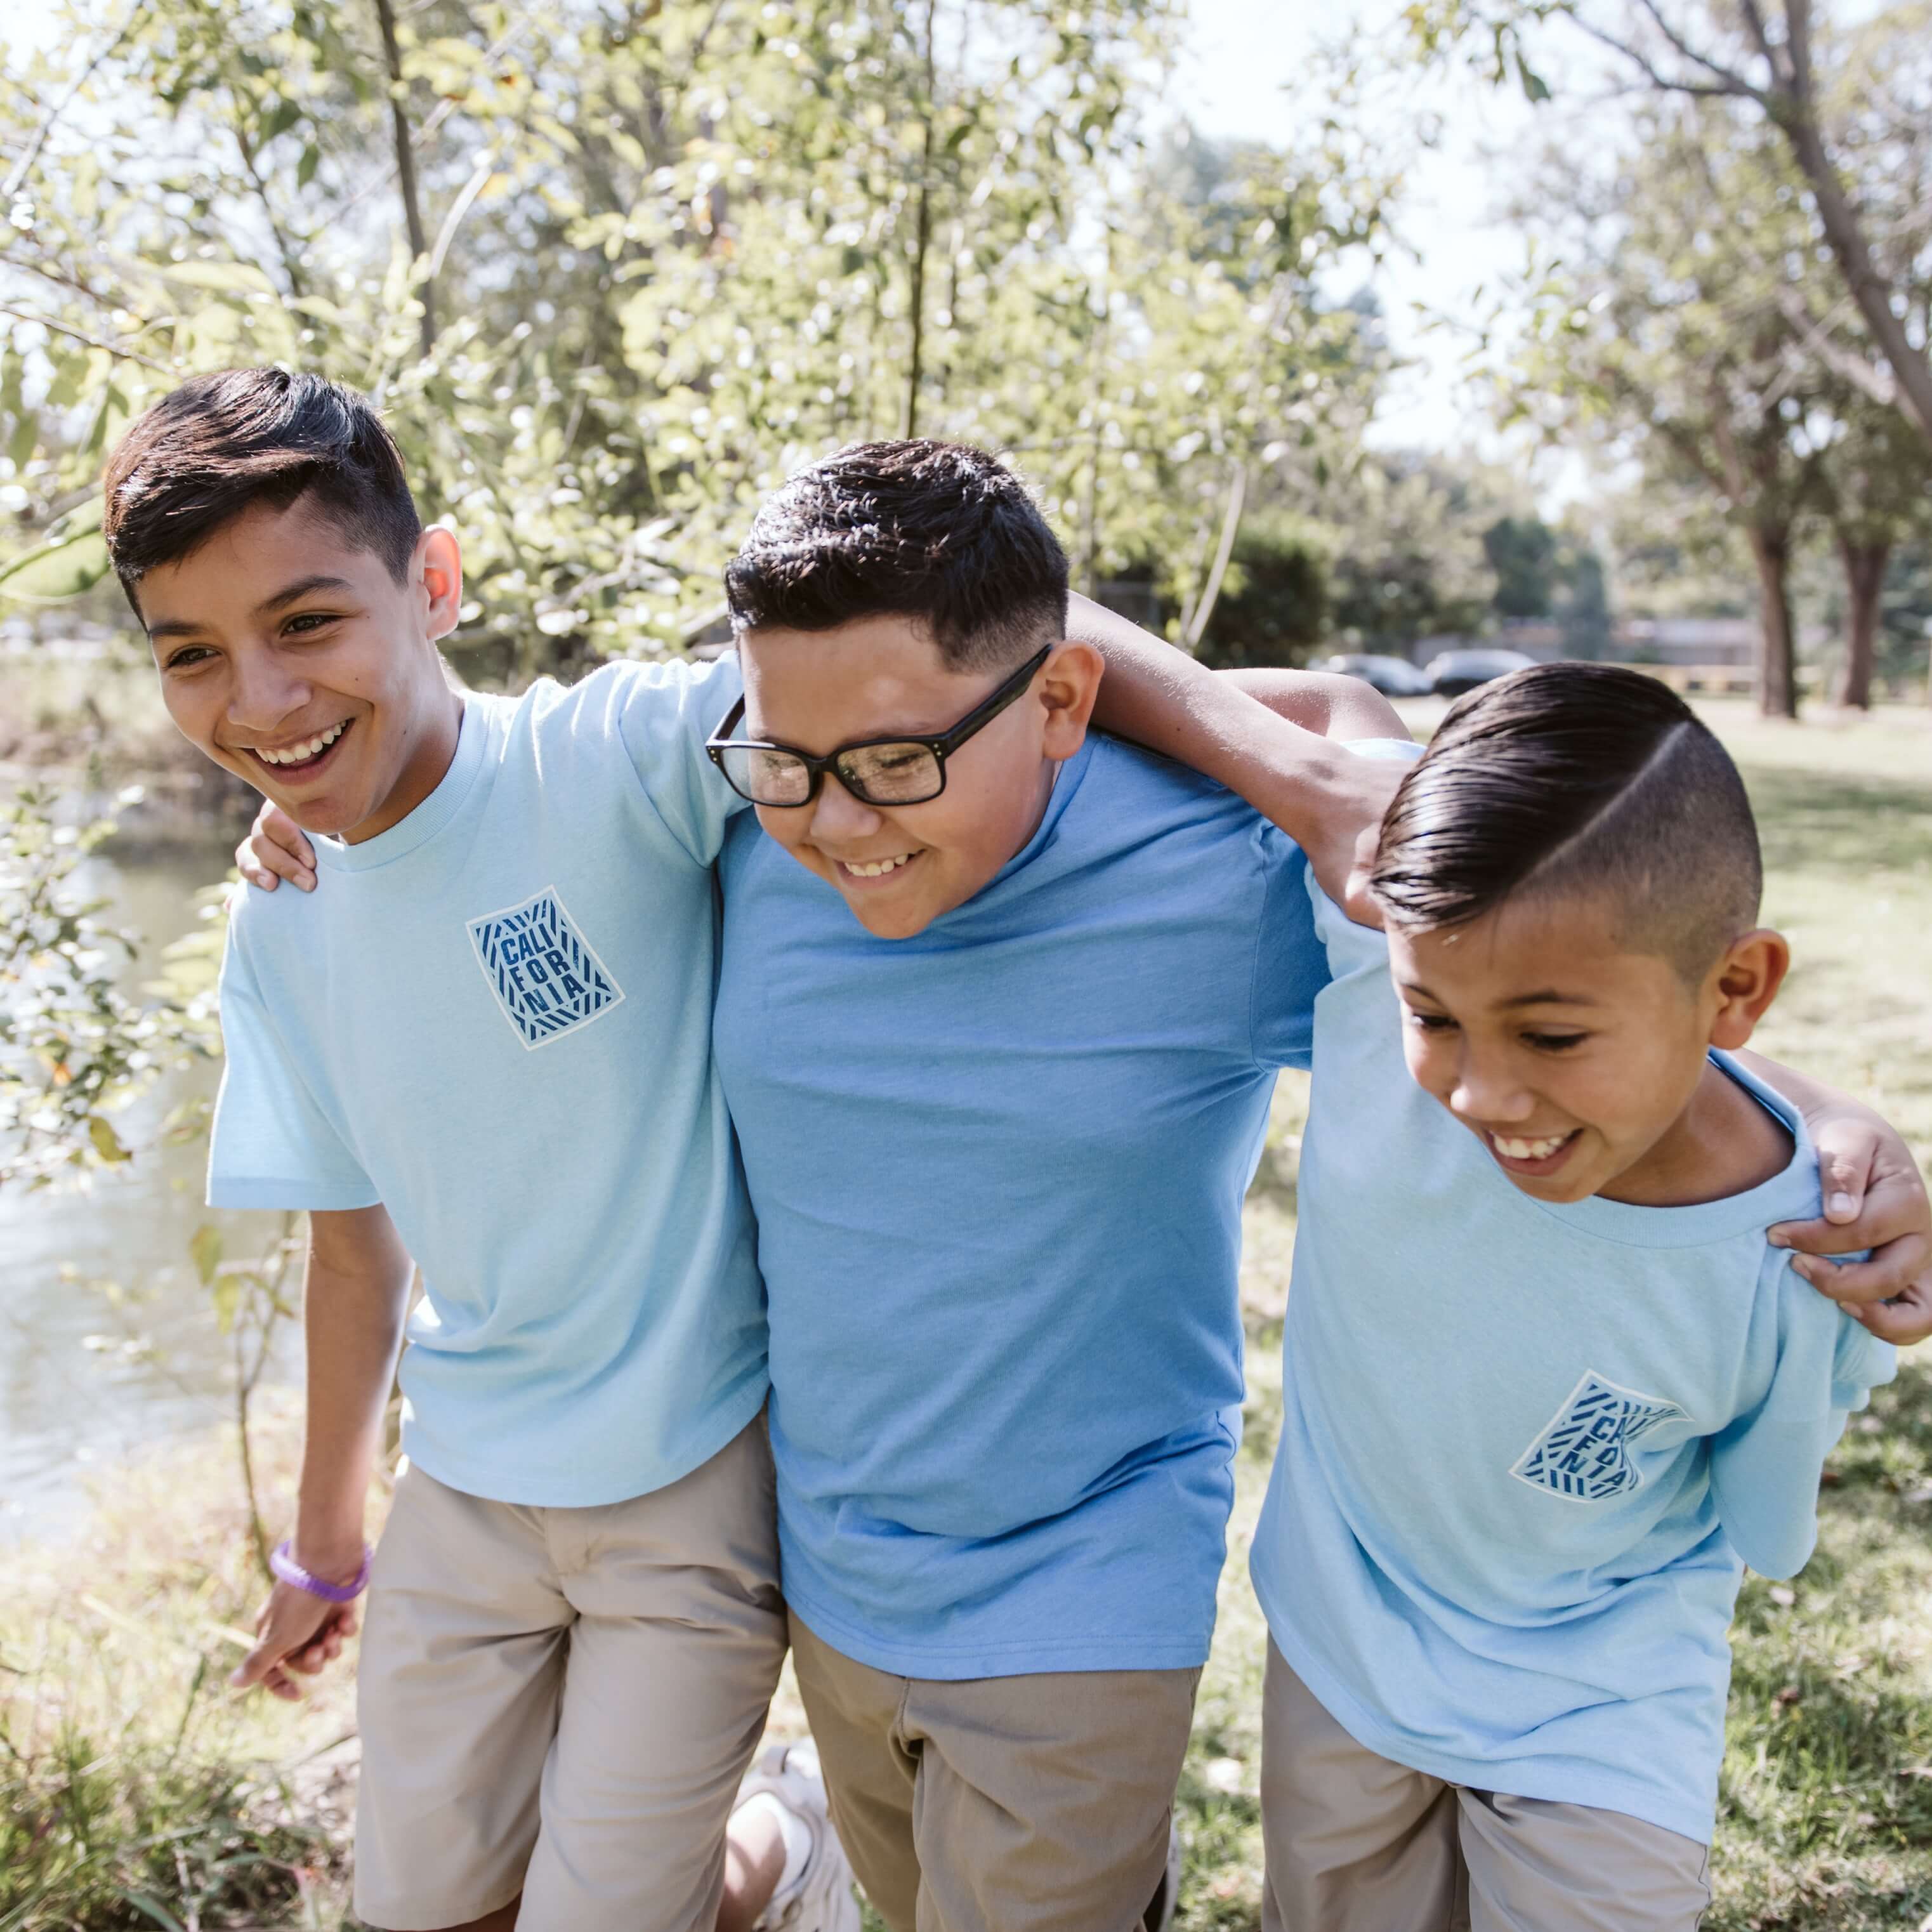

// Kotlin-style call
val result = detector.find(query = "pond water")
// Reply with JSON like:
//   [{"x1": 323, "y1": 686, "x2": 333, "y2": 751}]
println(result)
[{"x1": 0, "y1": 838, "x2": 296, "y2": 1542}]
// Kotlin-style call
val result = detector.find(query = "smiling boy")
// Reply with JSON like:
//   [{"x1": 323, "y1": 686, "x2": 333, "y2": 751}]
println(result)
[
  {"x1": 1195, "y1": 666, "x2": 1900, "y2": 1926},
  {"x1": 102, "y1": 370, "x2": 853, "y2": 1932}
]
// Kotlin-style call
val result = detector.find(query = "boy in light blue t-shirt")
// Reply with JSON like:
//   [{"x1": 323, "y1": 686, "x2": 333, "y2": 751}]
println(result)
[{"x1": 1236, "y1": 667, "x2": 1895, "y2": 1929}]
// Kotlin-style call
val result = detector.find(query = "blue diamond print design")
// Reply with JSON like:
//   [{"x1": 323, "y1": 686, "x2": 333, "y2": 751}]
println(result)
[
  {"x1": 468, "y1": 888, "x2": 624, "y2": 1050},
  {"x1": 1510, "y1": 1372, "x2": 1689, "y2": 1503}
]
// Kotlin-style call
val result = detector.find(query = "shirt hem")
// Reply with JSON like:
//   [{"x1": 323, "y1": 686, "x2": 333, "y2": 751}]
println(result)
[
  {"x1": 207, "y1": 1177, "x2": 383, "y2": 1212},
  {"x1": 401, "y1": 1375, "x2": 770, "y2": 1509},
  {"x1": 1254, "y1": 1579, "x2": 1715, "y2": 1846},
  {"x1": 784, "y1": 1587, "x2": 1212, "y2": 1680}
]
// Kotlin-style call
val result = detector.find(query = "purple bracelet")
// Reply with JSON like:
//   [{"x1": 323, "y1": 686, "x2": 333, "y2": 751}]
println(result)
[{"x1": 270, "y1": 1538, "x2": 373, "y2": 1604}]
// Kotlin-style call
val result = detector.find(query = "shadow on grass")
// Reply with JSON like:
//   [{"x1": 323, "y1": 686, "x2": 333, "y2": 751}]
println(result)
[{"x1": 1742, "y1": 764, "x2": 1932, "y2": 880}]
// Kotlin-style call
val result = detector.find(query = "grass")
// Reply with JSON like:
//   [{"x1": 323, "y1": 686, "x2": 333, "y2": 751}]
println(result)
[{"x1": 7, "y1": 700, "x2": 1929, "y2": 1930}]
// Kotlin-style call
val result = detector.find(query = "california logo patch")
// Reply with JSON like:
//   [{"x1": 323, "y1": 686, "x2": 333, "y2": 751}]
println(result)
[
  {"x1": 468, "y1": 888, "x2": 624, "y2": 1049},
  {"x1": 1511, "y1": 1372, "x2": 1689, "y2": 1503}
]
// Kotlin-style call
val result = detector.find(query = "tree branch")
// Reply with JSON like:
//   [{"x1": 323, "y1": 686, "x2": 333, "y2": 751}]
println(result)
[
  {"x1": 372, "y1": 0, "x2": 435, "y2": 357},
  {"x1": 1565, "y1": 15, "x2": 1753, "y2": 101},
  {"x1": 0, "y1": 306, "x2": 171, "y2": 374},
  {"x1": 2, "y1": 0, "x2": 141, "y2": 203}
]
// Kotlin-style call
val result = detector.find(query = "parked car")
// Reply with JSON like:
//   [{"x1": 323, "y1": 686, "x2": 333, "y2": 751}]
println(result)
[
  {"x1": 1424, "y1": 647, "x2": 1537, "y2": 697},
  {"x1": 1308, "y1": 652, "x2": 1435, "y2": 697}
]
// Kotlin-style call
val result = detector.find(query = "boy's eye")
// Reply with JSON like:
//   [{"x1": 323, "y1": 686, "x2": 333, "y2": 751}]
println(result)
[
  {"x1": 165, "y1": 645, "x2": 215, "y2": 669},
  {"x1": 284, "y1": 612, "x2": 339, "y2": 636},
  {"x1": 1406, "y1": 1010, "x2": 1457, "y2": 1034},
  {"x1": 1523, "y1": 1030, "x2": 1587, "y2": 1052}
]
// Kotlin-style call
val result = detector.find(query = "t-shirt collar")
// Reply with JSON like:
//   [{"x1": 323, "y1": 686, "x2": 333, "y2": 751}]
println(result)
[{"x1": 310, "y1": 694, "x2": 495, "y2": 874}]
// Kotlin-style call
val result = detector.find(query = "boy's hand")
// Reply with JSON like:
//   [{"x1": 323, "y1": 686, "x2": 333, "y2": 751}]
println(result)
[
  {"x1": 237, "y1": 800, "x2": 317, "y2": 892},
  {"x1": 1311, "y1": 769, "x2": 1403, "y2": 930},
  {"x1": 230, "y1": 1579, "x2": 358, "y2": 1700},
  {"x1": 1770, "y1": 1112, "x2": 1932, "y2": 1346}
]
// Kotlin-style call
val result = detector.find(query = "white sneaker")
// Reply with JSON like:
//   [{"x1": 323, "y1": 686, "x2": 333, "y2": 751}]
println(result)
[
  {"x1": 737, "y1": 1739, "x2": 862, "y2": 1932},
  {"x1": 1144, "y1": 1818, "x2": 1183, "y2": 1932}
]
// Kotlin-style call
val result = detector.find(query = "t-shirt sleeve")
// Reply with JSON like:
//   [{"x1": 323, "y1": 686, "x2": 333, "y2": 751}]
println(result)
[
  {"x1": 207, "y1": 921, "x2": 381, "y2": 1212},
  {"x1": 614, "y1": 652, "x2": 749, "y2": 867},
  {"x1": 1707, "y1": 1259, "x2": 1896, "y2": 1579},
  {"x1": 1251, "y1": 737, "x2": 1421, "y2": 1069},
  {"x1": 1251, "y1": 836, "x2": 1331, "y2": 1070}
]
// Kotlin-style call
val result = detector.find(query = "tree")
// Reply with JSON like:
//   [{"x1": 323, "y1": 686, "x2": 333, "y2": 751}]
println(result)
[
  {"x1": 1499, "y1": 101, "x2": 1832, "y2": 714},
  {"x1": 1813, "y1": 395, "x2": 1932, "y2": 704},
  {"x1": 0, "y1": 0, "x2": 1402, "y2": 671},
  {"x1": 1407, "y1": 0, "x2": 1932, "y2": 447}
]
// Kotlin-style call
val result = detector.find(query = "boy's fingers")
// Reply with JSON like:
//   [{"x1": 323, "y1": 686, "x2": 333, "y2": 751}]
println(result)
[
  {"x1": 1790, "y1": 1232, "x2": 1930, "y2": 1306},
  {"x1": 1850, "y1": 1277, "x2": 1932, "y2": 1348},
  {"x1": 235, "y1": 839, "x2": 281, "y2": 891},
  {"x1": 1815, "y1": 1145, "x2": 1875, "y2": 1225}
]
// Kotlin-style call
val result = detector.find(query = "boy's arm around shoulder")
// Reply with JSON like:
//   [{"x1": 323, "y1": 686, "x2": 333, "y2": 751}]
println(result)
[{"x1": 1069, "y1": 594, "x2": 1409, "y2": 919}]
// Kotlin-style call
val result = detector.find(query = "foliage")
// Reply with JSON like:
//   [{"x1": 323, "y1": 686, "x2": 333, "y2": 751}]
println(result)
[
  {"x1": 1195, "y1": 517, "x2": 1331, "y2": 671},
  {"x1": 0, "y1": 0, "x2": 1400, "y2": 672},
  {"x1": 0, "y1": 784, "x2": 218, "y2": 1189}
]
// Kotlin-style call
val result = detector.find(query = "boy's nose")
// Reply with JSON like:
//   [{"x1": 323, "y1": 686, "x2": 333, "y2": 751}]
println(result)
[
  {"x1": 227, "y1": 653, "x2": 312, "y2": 732},
  {"x1": 810, "y1": 774, "x2": 886, "y2": 841},
  {"x1": 1448, "y1": 1056, "x2": 1536, "y2": 1125}
]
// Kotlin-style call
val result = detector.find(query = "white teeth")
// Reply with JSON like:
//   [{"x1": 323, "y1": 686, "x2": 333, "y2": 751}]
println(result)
[
  {"x1": 844, "y1": 852, "x2": 917, "y2": 878},
  {"x1": 1492, "y1": 1133, "x2": 1571, "y2": 1162},
  {"x1": 258, "y1": 720, "x2": 348, "y2": 766}
]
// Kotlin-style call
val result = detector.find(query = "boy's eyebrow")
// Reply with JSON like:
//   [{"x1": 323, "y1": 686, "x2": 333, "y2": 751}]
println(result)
[
  {"x1": 256, "y1": 573, "x2": 357, "y2": 614},
  {"x1": 1396, "y1": 982, "x2": 1601, "y2": 1010}
]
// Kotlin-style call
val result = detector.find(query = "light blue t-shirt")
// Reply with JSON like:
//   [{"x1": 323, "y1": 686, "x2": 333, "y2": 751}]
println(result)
[
  {"x1": 208, "y1": 656, "x2": 766, "y2": 1508},
  {"x1": 713, "y1": 733, "x2": 1331, "y2": 1678},
  {"x1": 1252, "y1": 869, "x2": 1896, "y2": 1843}
]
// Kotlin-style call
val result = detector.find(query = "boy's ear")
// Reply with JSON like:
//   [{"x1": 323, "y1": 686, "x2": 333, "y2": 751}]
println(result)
[
  {"x1": 1039, "y1": 639, "x2": 1103, "y2": 761},
  {"x1": 417, "y1": 525, "x2": 464, "y2": 643},
  {"x1": 1707, "y1": 929, "x2": 1791, "y2": 1051}
]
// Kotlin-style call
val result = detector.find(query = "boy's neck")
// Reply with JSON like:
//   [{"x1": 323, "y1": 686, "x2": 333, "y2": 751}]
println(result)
[
  {"x1": 341, "y1": 685, "x2": 465, "y2": 846},
  {"x1": 1598, "y1": 1058, "x2": 1794, "y2": 1209}
]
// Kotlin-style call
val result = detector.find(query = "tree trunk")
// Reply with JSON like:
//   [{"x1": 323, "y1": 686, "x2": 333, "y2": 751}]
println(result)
[
  {"x1": 902, "y1": 0, "x2": 940, "y2": 440},
  {"x1": 1745, "y1": 525, "x2": 1799, "y2": 719},
  {"x1": 372, "y1": 0, "x2": 435, "y2": 358},
  {"x1": 1834, "y1": 534, "x2": 1889, "y2": 709}
]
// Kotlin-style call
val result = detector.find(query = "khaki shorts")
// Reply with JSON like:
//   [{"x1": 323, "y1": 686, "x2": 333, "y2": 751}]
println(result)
[
  {"x1": 789, "y1": 1611, "x2": 1199, "y2": 1932},
  {"x1": 1260, "y1": 1641, "x2": 1711, "y2": 1932},
  {"x1": 353, "y1": 1417, "x2": 785, "y2": 1932}
]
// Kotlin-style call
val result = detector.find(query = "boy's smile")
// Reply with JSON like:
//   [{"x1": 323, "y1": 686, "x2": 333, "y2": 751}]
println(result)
[
  {"x1": 1386, "y1": 895, "x2": 1791, "y2": 1209},
  {"x1": 137, "y1": 499, "x2": 463, "y2": 845},
  {"x1": 736, "y1": 613, "x2": 1100, "y2": 940}
]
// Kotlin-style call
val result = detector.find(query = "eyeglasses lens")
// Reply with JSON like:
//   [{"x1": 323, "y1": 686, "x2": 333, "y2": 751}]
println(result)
[
  {"x1": 838, "y1": 743, "x2": 943, "y2": 804},
  {"x1": 719, "y1": 746, "x2": 814, "y2": 805}
]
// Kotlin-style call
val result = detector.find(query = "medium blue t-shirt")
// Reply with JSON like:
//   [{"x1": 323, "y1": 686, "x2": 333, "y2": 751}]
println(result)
[
  {"x1": 208, "y1": 657, "x2": 767, "y2": 1508},
  {"x1": 1252, "y1": 873, "x2": 1896, "y2": 1843},
  {"x1": 714, "y1": 733, "x2": 1330, "y2": 1678}
]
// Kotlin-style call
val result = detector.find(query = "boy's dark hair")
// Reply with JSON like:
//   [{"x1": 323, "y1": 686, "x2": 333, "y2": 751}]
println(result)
[
  {"x1": 103, "y1": 369, "x2": 421, "y2": 610},
  {"x1": 1370, "y1": 662, "x2": 1762, "y2": 980},
  {"x1": 724, "y1": 440, "x2": 1069, "y2": 673}
]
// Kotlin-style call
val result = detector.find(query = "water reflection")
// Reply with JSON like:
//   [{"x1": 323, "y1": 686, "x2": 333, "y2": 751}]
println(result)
[{"x1": 0, "y1": 841, "x2": 295, "y2": 1541}]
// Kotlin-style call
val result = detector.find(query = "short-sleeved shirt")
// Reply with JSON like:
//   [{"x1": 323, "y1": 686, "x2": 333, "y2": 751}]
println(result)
[
  {"x1": 713, "y1": 732, "x2": 1331, "y2": 1678},
  {"x1": 208, "y1": 656, "x2": 766, "y2": 1507},
  {"x1": 1251, "y1": 867, "x2": 1896, "y2": 1843}
]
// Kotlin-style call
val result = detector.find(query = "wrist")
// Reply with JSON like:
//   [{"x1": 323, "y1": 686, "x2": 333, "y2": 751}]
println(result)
[
  {"x1": 272, "y1": 1537, "x2": 372, "y2": 1604},
  {"x1": 290, "y1": 1521, "x2": 369, "y2": 1583}
]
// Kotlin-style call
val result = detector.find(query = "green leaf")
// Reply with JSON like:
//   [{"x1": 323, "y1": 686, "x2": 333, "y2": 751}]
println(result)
[
  {"x1": 1515, "y1": 51, "x2": 1551, "y2": 104},
  {"x1": 297, "y1": 141, "x2": 320, "y2": 188},
  {"x1": 211, "y1": 1274, "x2": 241, "y2": 1336},
  {"x1": 160, "y1": 260, "x2": 277, "y2": 294},
  {"x1": 190, "y1": 1223, "x2": 223, "y2": 1287},
  {"x1": 87, "y1": 1115, "x2": 131, "y2": 1164},
  {"x1": 0, "y1": 529, "x2": 112, "y2": 603}
]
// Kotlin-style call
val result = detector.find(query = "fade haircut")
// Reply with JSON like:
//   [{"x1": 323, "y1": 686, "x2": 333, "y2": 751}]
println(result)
[
  {"x1": 1370, "y1": 663, "x2": 1762, "y2": 982},
  {"x1": 723, "y1": 440, "x2": 1070, "y2": 673},
  {"x1": 103, "y1": 369, "x2": 422, "y2": 613}
]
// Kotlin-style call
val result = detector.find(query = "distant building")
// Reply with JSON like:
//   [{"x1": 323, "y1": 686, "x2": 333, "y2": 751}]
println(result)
[{"x1": 1613, "y1": 617, "x2": 1757, "y2": 667}]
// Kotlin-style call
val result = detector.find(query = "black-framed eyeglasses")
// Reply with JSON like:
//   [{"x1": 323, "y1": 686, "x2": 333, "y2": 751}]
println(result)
[{"x1": 706, "y1": 645, "x2": 1053, "y2": 808}]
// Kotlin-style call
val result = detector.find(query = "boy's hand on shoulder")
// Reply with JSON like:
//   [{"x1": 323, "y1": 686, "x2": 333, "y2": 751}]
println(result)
[
  {"x1": 1771, "y1": 1112, "x2": 1932, "y2": 1346},
  {"x1": 237, "y1": 799, "x2": 317, "y2": 893},
  {"x1": 230, "y1": 1579, "x2": 358, "y2": 1700}
]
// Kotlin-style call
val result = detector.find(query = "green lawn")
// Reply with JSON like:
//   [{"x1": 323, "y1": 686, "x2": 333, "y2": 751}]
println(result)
[{"x1": 5, "y1": 701, "x2": 1929, "y2": 1931}]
